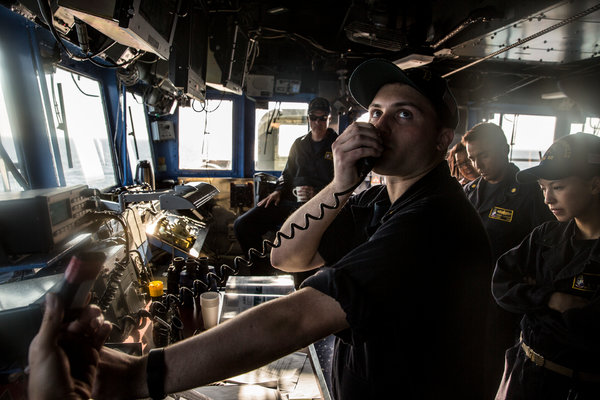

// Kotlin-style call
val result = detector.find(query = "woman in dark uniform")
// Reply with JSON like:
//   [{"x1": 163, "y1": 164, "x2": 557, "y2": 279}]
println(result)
[{"x1": 493, "y1": 132, "x2": 600, "y2": 400}]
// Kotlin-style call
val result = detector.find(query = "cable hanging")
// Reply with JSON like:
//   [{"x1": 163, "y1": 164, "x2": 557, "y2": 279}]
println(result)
[{"x1": 210, "y1": 175, "x2": 367, "y2": 286}]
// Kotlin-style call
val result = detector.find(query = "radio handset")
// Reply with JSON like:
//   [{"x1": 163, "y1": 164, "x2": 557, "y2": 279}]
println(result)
[
  {"x1": 53, "y1": 251, "x2": 106, "y2": 320},
  {"x1": 354, "y1": 122, "x2": 379, "y2": 178},
  {"x1": 356, "y1": 156, "x2": 377, "y2": 178},
  {"x1": 213, "y1": 133, "x2": 378, "y2": 283}
]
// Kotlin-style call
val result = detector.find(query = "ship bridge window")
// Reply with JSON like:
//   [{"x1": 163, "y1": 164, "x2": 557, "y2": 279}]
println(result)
[
  {"x1": 0, "y1": 57, "x2": 25, "y2": 192},
  {"x1": 486, "y1": 113, "x2": 556, "y2": 171},
  {"x1": 125, "y1": 91, "x2": 154, "y2": 175},
  {"x1": 255, "y1": 102, "x2": 309, "y2": 171},
  {"x1": 178, "y1": 99, "x2": 233, "y2": 170},
  {"x1": 42, "y1": 67, "x2": 116, "y2": 189},
  {"x1": 570, "y1": 117, "x2": 600, "y2": 136}
]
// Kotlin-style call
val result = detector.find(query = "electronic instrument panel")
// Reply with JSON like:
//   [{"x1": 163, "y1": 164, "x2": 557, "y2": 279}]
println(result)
[{"x1": 0, "y1": 185, "x2": 93, "y2": 255}]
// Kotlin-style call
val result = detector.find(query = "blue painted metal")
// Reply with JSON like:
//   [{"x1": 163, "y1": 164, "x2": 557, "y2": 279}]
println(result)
[
  {"x1": 120, "y1": 84, "x2": 132, "y2": 185},
  {"x1": 0, "y1": 6, "x2": 127, "y2": 189},
  {"x1": 0, "y1": 9, "x2": 58, "y2": 189},
  {"x1": 242, "y1": 95, "x2": 256, "y2": 178},
  {"x1": 30, "y1": 27, "x2": 66, "y2": 187}
]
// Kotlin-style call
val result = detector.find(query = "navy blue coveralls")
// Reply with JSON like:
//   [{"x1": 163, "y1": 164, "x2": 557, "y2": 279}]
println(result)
[
  {"x1": 493, "y1": 220, "x2": 600, "y2": 399},
  {"x1": 302, "y1": 162, "x2": 493, "y2": 400},
  {"x1": 464, "y1": 162, "x2": 555, "y2": 397},
  {"x1": 234, "y1": 128, "x2": 337, "y2": 270}
]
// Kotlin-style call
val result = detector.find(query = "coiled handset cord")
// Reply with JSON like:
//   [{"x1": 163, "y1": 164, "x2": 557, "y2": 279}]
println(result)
[{"x1": 213, "y1": 167, "x2": 372, "y2": 285}]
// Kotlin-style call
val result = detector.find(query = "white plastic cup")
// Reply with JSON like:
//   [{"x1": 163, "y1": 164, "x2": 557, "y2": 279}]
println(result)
[{"x1": 200, "y1": 291, "x2": 221, "y2": 330}]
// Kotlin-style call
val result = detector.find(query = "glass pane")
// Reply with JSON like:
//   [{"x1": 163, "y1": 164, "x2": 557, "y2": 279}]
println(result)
[
  {"x1": 485, "y1": 113, "x2": 502, "y2": 125},
  {"x1": 500, "y1": 113, "x2": 556, "y2": 170},
  {"x1": 125, "y1": 92, "x2": 154, "y2": 174},
  {"x1": 0, "y1": 55, "x2": 25, "y2": 192},
  {"x1": 569, "y1": 117, "x2": 600, "y2": 135},
  {"x1": 255, "y1": 101, "x2": 308, "y2": 171},
  {"x1": 44, "y1": 67, "x2": 116, "y2": 189},
  {"x1": 277, "y1": 124, "x2": 308, "y2": 157},
  {"x1": 179, "y1": 100, "x2": 233, "y2": 170}
]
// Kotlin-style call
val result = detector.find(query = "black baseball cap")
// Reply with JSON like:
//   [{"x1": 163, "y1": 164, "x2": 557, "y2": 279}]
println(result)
[
  {"x1": 348, "y1": 58, "x2": 459, "y2": 129},
  {"x1": 517, "y1": 133, "x2": 600, "y2": 183},
  {"x1": 308, "y1": 97, "x2": 331, "y2": 114}
]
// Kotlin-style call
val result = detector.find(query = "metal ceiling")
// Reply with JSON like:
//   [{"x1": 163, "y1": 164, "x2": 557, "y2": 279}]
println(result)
[{"x1": 449, "y1": 1, "x2": 600, "y2": 65}]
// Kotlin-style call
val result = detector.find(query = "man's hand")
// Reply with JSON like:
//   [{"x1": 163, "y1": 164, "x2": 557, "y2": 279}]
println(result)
[
  {"x1": 548, "y1": 292, "x2": 589, "y2": 313},
  {"x1": 293, "y1": 186, "x2": 315, "y2": 202},
  {"x1": 28, "y1": 293, "x2": 111, "y2": 400},
  {"x1": 92, "y1": 346, "x2": 147, "y2": 399},
  {"x1": 257, "y1": 190, "x2": 281, "y2": 207},
  {"x1": 331, "y1": 121, "x2": 383, "y2": 190}
]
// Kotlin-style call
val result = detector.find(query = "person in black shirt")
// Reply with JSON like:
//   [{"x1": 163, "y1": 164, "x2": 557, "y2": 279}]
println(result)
[
  {"x1": 463, "y1": 122, "x2": 554, "y2": 260},
  {"x1": 92, "y1": 60, "x2": 492, "y2": 400},
  {"x1": 493, "y1": 132, "x2": 600, "y2": 399},
  {"x1": 233, "y1": 97, "x2": 337, "y2": 274},
  {"x1": 462, "y1": 122, "x2": 555, "y2": 398}
]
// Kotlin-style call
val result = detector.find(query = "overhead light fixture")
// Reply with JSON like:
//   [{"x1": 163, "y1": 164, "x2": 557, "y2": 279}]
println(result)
[
  {"x1": 541, "y1": 91, "x2": 568, "y2": 100},
  {"x1": 393, "y1": 54, "x2": 434, "y2": 70},
  {"x1": 267, "y1": 7, "x2": 288, "y2": 14}
]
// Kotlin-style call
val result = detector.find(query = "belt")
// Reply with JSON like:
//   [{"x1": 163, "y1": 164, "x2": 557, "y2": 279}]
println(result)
[{"x1": 520, "y1": 336, "x2": 600, "y2": 383}]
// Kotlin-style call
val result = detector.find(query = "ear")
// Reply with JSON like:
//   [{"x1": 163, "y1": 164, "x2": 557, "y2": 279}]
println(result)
[
  {"x1": 590, "y1": 176, "x2": 600, "y2": 196},
  {"x1": 437, "y1": 128, "x2": 455, "y2": 153}
]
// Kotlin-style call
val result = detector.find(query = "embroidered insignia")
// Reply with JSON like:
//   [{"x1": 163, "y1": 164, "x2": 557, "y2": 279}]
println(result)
[
  {"x1": 324, "y1": 152, "x2": 333, "y2": 160},
  {"x1": 489, "y1": 206, "x2": 514, "y2": 222},
  {"x1": 572, "y1": 273, "x2": 600, "y2": 292}
]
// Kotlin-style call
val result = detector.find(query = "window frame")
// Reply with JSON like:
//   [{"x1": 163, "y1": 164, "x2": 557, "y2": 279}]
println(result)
[
  {"x1": 124, "y1": 90, "x2": 156, "y2": 179},
  {"x1": 483, "y1": 111, "x2": 557, "y2": 171},
  {"x1": 175, "y1": 91, "x2": 243, "y2": 178},
  {"x1": 40, "y1": 64, "x2": 119, "y2": 190},
  {"x1": 254, "y1": 101, "x2": 311, "y2": 173}
]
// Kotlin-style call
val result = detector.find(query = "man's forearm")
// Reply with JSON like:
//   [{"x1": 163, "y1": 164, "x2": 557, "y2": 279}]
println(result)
[
  {"x1": 271, "y1": 181, "x2": 351, "y2": 271},
  {"x1": 163, "y1": 288, "x2": 345, "y2": 393}
]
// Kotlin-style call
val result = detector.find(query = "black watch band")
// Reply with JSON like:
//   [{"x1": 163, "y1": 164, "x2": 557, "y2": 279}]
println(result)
[{"x1": 147, "y1": 348, "x2": 166, "y2": 400}]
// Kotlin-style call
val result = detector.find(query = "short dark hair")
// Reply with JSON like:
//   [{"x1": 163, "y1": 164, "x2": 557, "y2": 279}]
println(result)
[
  {"x1": 462, "y1": 122, "x2": 508, "y2": 148},
  {"x1": 447, "y1": 142, "x2": 466, "y2": 179}
]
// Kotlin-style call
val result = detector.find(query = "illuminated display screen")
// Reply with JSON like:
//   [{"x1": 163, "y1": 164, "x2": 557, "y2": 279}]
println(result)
[{"x1": 49, "y1": 199, "x2": 71, "y2": 226}]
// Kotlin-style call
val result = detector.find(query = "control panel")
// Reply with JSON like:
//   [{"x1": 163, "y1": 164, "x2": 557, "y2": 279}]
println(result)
[{"x1": 0, "y1": 185, "x2": 94, "y2": 255}]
